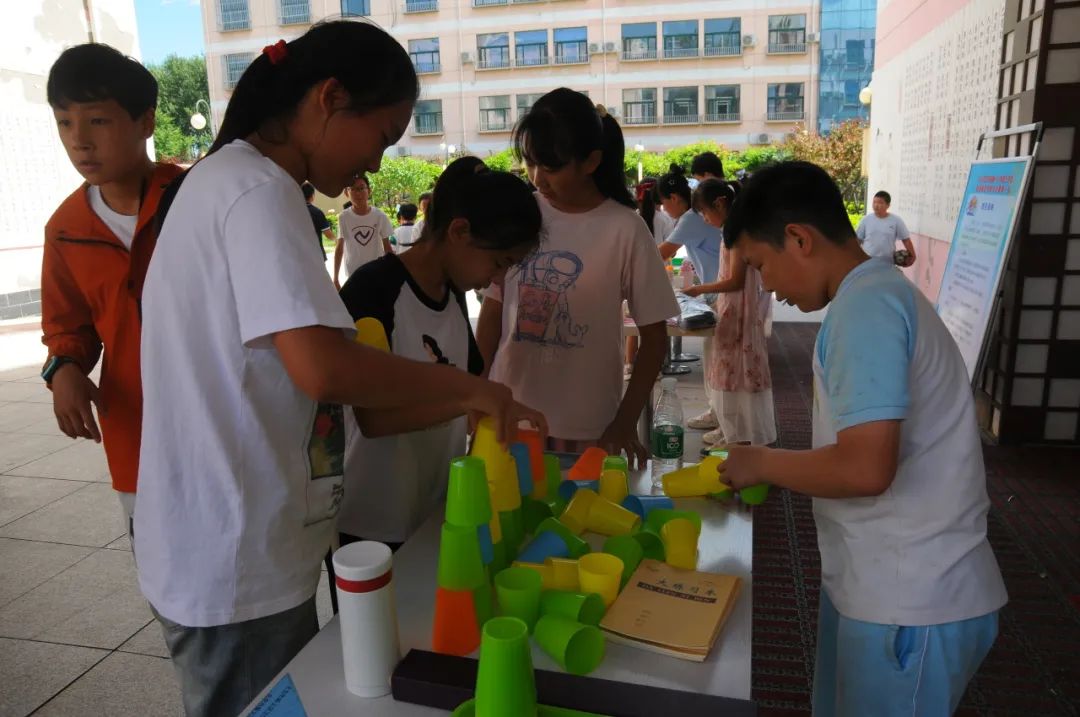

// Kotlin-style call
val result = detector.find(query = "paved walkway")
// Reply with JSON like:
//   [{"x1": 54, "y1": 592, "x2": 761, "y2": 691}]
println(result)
[{"x1": 0, "y1": 324, "x2": 713, "y2": 716}]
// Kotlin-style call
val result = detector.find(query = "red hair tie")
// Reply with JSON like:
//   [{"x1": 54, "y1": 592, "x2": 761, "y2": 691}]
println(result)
[{"x1": 263, "y1": 39, "x2": 287, "y2": 65}]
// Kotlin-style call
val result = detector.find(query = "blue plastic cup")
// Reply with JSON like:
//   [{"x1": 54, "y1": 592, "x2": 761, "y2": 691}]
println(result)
[
  {"x1": 517, "y1": 529, "x2": 570, "y2": 564},
  {"x1": 509, "y1": 443, "x2": 534, "y2": 498},
  {"x1": 621, "y1": 495, "x2": 675, "y2": 520},
  {"x1": 557, "y1": 479, "x2": 600, "y2": 503},
  {"x1": 477, "y1": 522, "x2": 494, "y2": 565}
]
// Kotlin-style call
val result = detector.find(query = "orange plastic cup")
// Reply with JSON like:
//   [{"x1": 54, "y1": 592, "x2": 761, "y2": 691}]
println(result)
[
  {"x1": 569, "y1": 447, "x2": 608, "y2": 481},
  {"x1": 432, "y1": 586, "x2": 481, "y2": 656}
]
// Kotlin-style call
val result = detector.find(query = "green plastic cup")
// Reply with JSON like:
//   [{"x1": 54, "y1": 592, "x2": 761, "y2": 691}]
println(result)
[
  {"x1": 601, "y1": 455, "x2": 628, "y2": 474},
  {"x1": 500, "y1": 508, "x2": 526, "y2": 559},
  {"x1": 644, "y1": 508, "x2": 703, "y2": 534},
  {"x1": 446, "y1": 457, "x2": 493, "y2": 528},
  {"x1": 632, "y1": 528, "x2": 665, "y2": 561},
  {"x1": 490, "y1": 539, "x2": 510, "y2": 575},
  {"x1": 473, "y1": 581, "x2": 495, "y2": 628},
  {"x1": 438, "y1": 522, "x2": 486, "y2": 591},
  {"x1": 521, "y1": 497, "x2": 554, "y2": 535},
  {"x1": 495, "y1": 566, "x2": 544, "y2": 631},
  {"x1": 474, "y1": 617, "x2": 538, "y2": 717},
  {"x1": 539, "y1": 590, "x2": 607, "y2": 626},
  {"x1": 534, "y1": 615, "x2": 606, "y2": 675},
  {"x1": 543, "y1": 494, "x2": 568, "y2": 519},
  {"x1": 739, "y1": 483, "x2": 771, "y2": 505},
  {"x1": 602, "y1": 535, "x2": 644, "y2": 587},
  {"x1": 543, "y1": 454, "x2": 563, "y2": 500},
  {"x1": 534, "y1": 517, "x2": 590, "y2": 559}
]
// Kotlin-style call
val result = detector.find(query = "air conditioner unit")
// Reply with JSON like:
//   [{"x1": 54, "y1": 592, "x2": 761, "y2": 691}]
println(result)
[
  {"x1": 748, "y1": 132, "x2": 770, "y2": 145},
  {"x1": 461, "y1": 51, "x2": 474, "y2": 64},
  {"x1": 588, "y1": 42, "x2": 601, "y2": 54},
  {"x1": 742, "y1": 34, "x2": 755, "y2": 47},
  {"x1": 806, "y1": 32, "x2": 820, "y2": 43},
  {"x1": 603, "y1": 41, "x2": 616, "y2": 53},
  {"x1": 396, "y1": 146, "x2": 411, "y2": 157}
]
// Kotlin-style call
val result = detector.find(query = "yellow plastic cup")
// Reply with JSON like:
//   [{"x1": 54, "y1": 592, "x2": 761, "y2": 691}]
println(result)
[
  {"x1": 353, "y1": 317, "x2": 391, "y2": 351},
  {"x1": 585, "y1": 496, "x2": 641, "y2": 537},
  {"x1": 661, "y1": 464, "x2": 729, "y2": 498},
  {"x1": 470, "y1": 417, "x2": 517, "y2": 487},
  {"x1": 512, "y1": 561, "x2": 552, "y2": 589},
  {"x1": 544, "y1": 557, "x2": 581, "y2": 592},
  {"x1": 558, "y1": 488, "x2": 598, "y2": 535},
  {"x1": 491, "y1": 475, "x2": 523, "y2": 513},
  {"x1": 660, "y1": 518, "x2": 700, "y2": 570},
  {"x1": 598, "y1": 469, "x2": 629, "y2": 504},
  {"x1": 577, "y1": 553, "x2": 624, "y2": 607}
]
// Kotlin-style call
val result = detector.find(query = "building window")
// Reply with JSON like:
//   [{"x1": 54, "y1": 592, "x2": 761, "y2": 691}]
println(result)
[
  {"x1": 477, "y1": 33, "x2": 510, "y2": 69},
  {"x1": 515, "y1": 30, "x2": 548, "y2": 67},
  {"x1": 218, "y1": 0, "x2": 250, "y2": 31},
  {"x1": 704, "y1": 18, "x2": 740, "y2": 56},
  {"x1": 413, "y1": 99, "x2": 443, "y2": 135},
  {"x1": 622, "y1": 22, "x2": 657, "y2": 61},
  {"x1": 663, "y1": 20, "x2": 699, "y2": 59},
  {"x1": 479, "y1": 95, "x2": 512, "y2": 132},
  {"x1": 622, "y1": 88, "x2": 657, "y2": 125},
  {"x1": 516, "y1": 93, "x2": 545, "y2": 118},
  {"x1": 223, "y1": 53, "x2": 254, "y2": 90},
  {"x1": 409, "y1": 38, "x2": 441, "y2": 73},
  {"x1": 278, "y1": 0, "x2": 309, "y2": 24},
  {"x1": 663, "y1": 86, "x2": 699, "y2": 124},
  {"x1": 341, "y1": 0, "x2": 369, "y2": 16},
  {"x1": 404, "y1": 0, "x2": 438, "y2": 12},
  {"x1": 554, "y1": 27, "x2": 588, "y2": 64},
  {"x1": 473, "y1": 0, "x2": 507, "y2": 7},
  {"x1": 705, "y1": 85, "x2": 740, "y2": 122},
  {"x1": 767, "y1": 82, "x2": 805, "y2": 120},
  {"x1": 768, "y1": 14, "x2": 807, "y2": 53}
]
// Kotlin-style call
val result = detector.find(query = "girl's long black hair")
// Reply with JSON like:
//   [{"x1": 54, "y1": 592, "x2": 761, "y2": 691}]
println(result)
[{"x1": 511, "y1": 88, "x2": 635, "y2": 209}]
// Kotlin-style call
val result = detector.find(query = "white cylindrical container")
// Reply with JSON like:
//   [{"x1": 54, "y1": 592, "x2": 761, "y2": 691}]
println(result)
[{"x1": 333, "y1": 541, "x2": 401, "y2": 697}]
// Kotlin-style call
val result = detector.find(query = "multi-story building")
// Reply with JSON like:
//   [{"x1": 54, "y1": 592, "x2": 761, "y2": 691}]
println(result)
[
  {"x1": 817, "y1": 0, "x2": 875, "y2": 134},
  {"x1": 201, "y1": 0, "x2": 833, "y2": 156}
]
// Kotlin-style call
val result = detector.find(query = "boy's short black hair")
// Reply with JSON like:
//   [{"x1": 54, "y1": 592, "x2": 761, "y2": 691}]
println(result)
[
  {"x1": 874, "y1": 190, "x2": 892, "y2": 204},
  {"x1": 418, "y1": 192, "x2": 433, "y2": 204},
  {"x1": 397, "y1": 203, "x2": 418, "y2": 221},
  {"x1": 47, "y1": 44, "x2": 157, "y2": 119},
  {"x1": 690, "y1": 151, "x2": 725, "y2": 178},
  {"x1": 724, "y1": 161, "x2": 856, "y2": 249},
  {"x1": 302, "y1": 183, "x2": 316, "y2": 200}
]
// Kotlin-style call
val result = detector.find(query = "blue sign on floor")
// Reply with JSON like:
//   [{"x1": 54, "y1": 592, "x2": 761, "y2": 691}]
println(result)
[{"x1": 249, "y1": 674, "x2": 308, "y2": 717}]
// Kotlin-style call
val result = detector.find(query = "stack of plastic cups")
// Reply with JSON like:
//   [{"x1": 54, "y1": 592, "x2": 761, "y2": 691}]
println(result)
[
  {"x1": 433, "y1": 522, "x2": 488, "y2": 656},
  {"x1": 446, "y1": 455, "x2": 495, "y2": 581},
  {"x1": 601, "y1": 455, "x2": 628, "y2": 475},
  {"x1": 517, "y1": 517, "x2": 590, "y2": 563},
  {"x1": 517, "y1": 429, "x2": 548, "y2": 499},
  {"x1": 598, "y1": 469, "x2": 628, "y2": 504},
  {"x1": 542, "y1": 454, "x2": 568, "y2": 518},
  {"x1": 470, "y1": 417, "x2": 526, "y2": 569},
  {"x1": 661, "y1": 456, "x2": 731, "y2": 498}
]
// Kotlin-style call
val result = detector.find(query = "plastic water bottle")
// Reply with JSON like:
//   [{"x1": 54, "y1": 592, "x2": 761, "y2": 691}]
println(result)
[{"x1": 650, "y1": 377, "x2": 685, "y2": 488}]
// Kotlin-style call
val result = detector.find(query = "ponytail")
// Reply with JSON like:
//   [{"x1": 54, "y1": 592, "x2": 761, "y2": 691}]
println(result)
[
  {"x1": 512, "y1": 88, "x2": 634, "y2": 210},
  {"x1": 636, "y1": 179, "x2": 658, "y2": 234},
  {"x1": 657, "y1": 164, "x2": 692, "y2": 208},
  {"x1": 692, "y1": 178, "x2": 736, "y2": 213},
  {"x1": 156, "y1": 20, "x2": 418, "y2": 230}
]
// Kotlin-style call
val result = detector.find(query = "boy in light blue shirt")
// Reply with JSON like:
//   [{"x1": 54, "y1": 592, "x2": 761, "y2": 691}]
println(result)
[{"x1": 721, "y1": 162, "x2": 1006, "y2": 716}]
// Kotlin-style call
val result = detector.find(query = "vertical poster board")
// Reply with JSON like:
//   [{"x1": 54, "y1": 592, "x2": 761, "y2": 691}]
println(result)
[{"x1": 935, "y1": 157, "x2": 1033, "y2": 379}]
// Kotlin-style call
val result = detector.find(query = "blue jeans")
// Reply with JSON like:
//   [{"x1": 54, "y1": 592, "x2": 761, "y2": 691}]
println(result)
[
  {"x1": 813, "y1": 590, "x2": 997, "y2": 716},
  {"x1": 153, "y1": 596, "x2": 318, "y2": 717}
]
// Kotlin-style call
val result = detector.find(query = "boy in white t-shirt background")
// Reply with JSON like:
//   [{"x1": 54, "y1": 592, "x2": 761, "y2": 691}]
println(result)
[
  {"x1": 333, "y1": 173, "x2": 393, "y2": 289},
  {"x1": 856, "y1": 190, "x2": 916, "y2": 266},
  {"x1": 392, "y1": 202, "x2": 419, "y2": 253},
  {"x1": 720, "y1": 162, "x2": 1006, "y2": 716}
]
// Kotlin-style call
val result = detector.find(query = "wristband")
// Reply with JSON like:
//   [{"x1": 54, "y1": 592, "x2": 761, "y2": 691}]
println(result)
[{"x1": 41, "y1": 356, "x2": 77, "y2": 383}]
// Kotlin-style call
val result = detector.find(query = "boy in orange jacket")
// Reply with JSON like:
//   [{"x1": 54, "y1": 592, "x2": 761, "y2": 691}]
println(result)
[{"x1": 40, "y1": 44, "x2": 182, "y2": 540}]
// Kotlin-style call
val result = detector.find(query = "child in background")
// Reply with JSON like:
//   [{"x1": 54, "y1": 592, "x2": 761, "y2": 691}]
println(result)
[
  {"x1": 412, "y1": 189, "x2": 432, "y2": 238},
  {"x1": 40, "y1": 44, "x2": 182, "y2": 544},
  {"x1": 477, "y1": 89, "x2": 678, "y2": 465},
  {"x1": 136, "y1": 23, "x2": 543, "y2": 716},
  {"x1": 624, "y1": 178, "x2": 674, "y2": 377},
  {"x1": 684, "y1": 179, "x2": 775, "y2": 447},
  {"x1": 338, "y1": 156, "x2": 543, "y2": 549},
  {"x1": 302, "y1": 182, "x2": 334, "y2": 261},
  {"x1": 720, "y1": 162, "x2": 1006, "y2": 715},
  {"x1": 334, "y1": 173, "x2": 392, "y2": 289},
  {"x1": 392, "y1": 201, "x2": 419, "y2": 253}
]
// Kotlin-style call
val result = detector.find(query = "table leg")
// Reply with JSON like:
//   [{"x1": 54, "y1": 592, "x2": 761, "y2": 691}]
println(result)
[
  {"x1": 662, "y1": 336, "x2": 691, "y2": 376},
  {"x1": 671, "y1": 335, "x2": 700, "y2": 363}
]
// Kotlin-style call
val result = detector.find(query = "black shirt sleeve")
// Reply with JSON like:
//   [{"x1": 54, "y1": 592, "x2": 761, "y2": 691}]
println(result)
[
  {"x1": 307, "y1": 204, "x2": 331, "y2": 233},
  {"x1": 338, "y1": 255, "x2": 408, "y2": 349},
  {"x1": 453, "y1": 288, "x2": 484, "y2": 376}
]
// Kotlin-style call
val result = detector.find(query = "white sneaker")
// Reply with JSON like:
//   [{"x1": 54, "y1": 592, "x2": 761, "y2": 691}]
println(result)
[
  {"x1": 687, "y1": 410, "x2": 719, "y2": 430},
  {"x1": 702, "y1": 428, "x2": 726, "y2": 445}
]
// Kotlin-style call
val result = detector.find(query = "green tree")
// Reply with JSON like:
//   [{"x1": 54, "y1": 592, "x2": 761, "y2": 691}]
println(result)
[
  {"x1": 783, "y1": 120, "x2": 867, "y2": 211},
  {"x1": 484, "y1": 148, "x2": 515, "y2": 172},
  {"x1": 370, "y1": 156, "x2": 442, "y2": 217},
  {"x1": 148, "y1": 54, "x2": 212, "y2": 161}
]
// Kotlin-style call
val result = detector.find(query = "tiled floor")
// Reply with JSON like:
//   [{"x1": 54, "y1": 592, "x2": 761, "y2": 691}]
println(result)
[{"x1": 0, "y1": 335, "x2": 714, "y2": 716}]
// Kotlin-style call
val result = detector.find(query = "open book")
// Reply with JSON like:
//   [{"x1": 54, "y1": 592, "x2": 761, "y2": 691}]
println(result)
[{"x1": 599, "y1": 559, "x2": 741, "y2": 662}]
